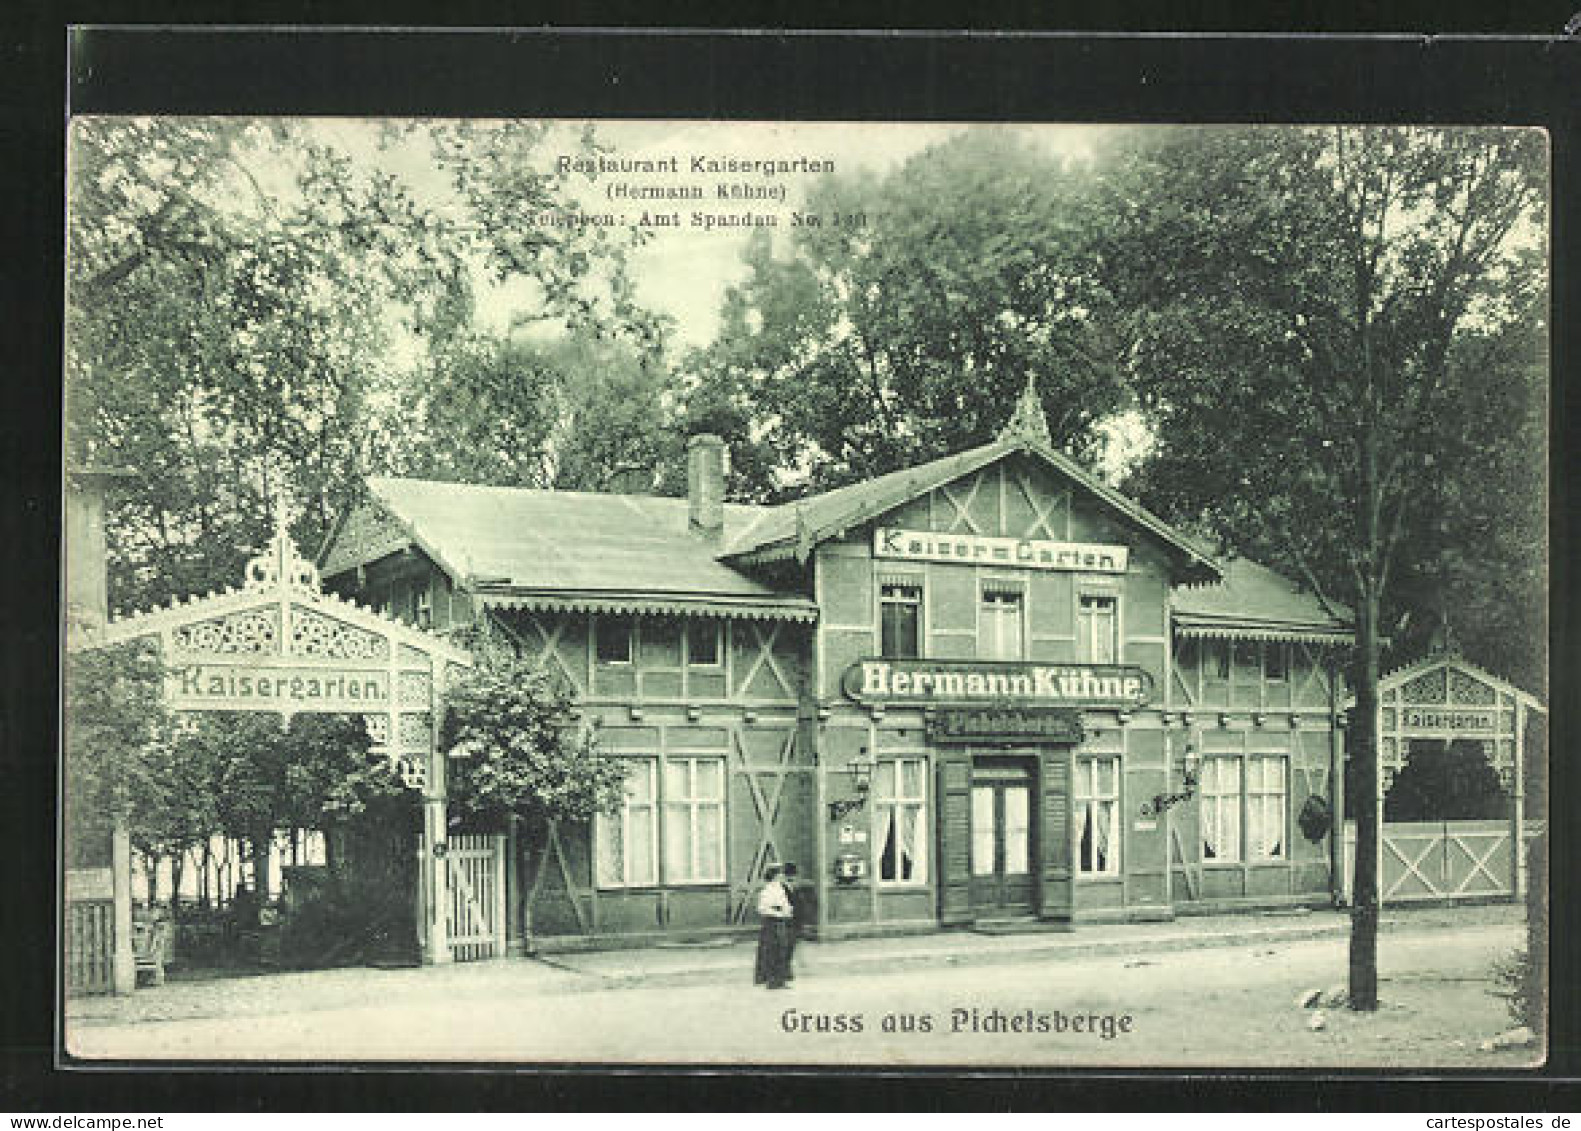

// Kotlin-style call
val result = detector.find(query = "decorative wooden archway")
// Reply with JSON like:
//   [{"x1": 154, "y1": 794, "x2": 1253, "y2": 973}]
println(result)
[
  {"x1": 1341, "y1": 651, "x2": 1546, "y2": 905},
  {"x1": 82, "y1": 503, "x2": 473, "y2": 964}
]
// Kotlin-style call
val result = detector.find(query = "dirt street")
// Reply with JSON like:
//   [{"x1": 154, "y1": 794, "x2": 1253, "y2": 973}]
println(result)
[{"x1": 66, "y1": 919, "x2": 1535, "y2": 1068}]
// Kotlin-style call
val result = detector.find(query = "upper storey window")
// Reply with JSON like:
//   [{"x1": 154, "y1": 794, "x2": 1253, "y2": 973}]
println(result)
[
  {"x1": 880, "y1": 583, "x2": 922, "y2": 659},
  {"x1": 596, "y1": 616, "x2": 635, "y2": 664},
  {"x1": 980, "y1": 586, "x2": 1024, "y2": 660},
  {"x1": 1077, "y1": 593, "x2": 1118, "y2": 664},
  {"x1": 686, "y1": 620, "x2": 721, "y2": 667}
]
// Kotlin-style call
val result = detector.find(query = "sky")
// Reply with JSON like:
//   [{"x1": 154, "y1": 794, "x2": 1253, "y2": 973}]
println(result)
[{"x1": 312, "y1": 119, "x2": 1112, "y2": 351}]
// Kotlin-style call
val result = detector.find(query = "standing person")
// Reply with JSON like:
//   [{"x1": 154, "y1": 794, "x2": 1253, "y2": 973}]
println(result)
[
  {"x1": 782, "y1": 862, "x2": 807, "y2": 980},
  {"x1": 753, "y1": 864, "x2": 792, "y2": 989}
]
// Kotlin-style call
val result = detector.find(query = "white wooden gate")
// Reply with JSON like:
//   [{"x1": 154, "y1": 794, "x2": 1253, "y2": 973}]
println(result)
[
  {"x1": 1342, "y1": 820, "x2": 1542, "y2": 905},
  {"x1": 446, "y1": 834, "x2": 506, "y2": 961}
]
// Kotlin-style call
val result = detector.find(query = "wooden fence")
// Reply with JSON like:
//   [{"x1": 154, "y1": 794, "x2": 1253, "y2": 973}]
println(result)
[{"x1": 66, "y1": 898, "x2": 116, "y2": 996}]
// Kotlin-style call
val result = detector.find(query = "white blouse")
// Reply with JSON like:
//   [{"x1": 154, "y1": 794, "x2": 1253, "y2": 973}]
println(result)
[{"x1": 757, "y1": 879, "x2": 792, "y2": 919}]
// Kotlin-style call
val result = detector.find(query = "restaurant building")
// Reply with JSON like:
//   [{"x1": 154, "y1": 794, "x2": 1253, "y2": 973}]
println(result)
[{"x1": 319, "y1": 384, "x2": 1354, "y2": 950}]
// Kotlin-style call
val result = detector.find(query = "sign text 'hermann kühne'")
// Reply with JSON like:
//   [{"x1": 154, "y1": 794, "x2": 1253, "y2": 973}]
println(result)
[{"x1": 842, "y1": 659, "x2": 1154, "y2": 709}]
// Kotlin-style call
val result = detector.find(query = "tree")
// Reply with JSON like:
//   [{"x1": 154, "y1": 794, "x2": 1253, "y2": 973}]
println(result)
[
  {"x1": 438, "y1": 637, "x2": 627, "y2": 946},
  {"x1": 1096, "y1": 126, "x2": 1546, "y2": 1008},
  {"x1": 440, "y1": 649, "x2": 627, "y2": 833},
  {"x1": 66, "y1": 117, "x2": 665, "y2": 615},
  {"x1": 63, "y1": 641, "x2": 174, "y2": 869},
  {"x1": 389, "y1": 330, "x2": 685, "y2": 494},
  {"x1": 192, "y1": 712, "x2": 404, "y2": 912},
  {"x1": 682, "y1": 129, "x2": 1130, "y2": 500}
]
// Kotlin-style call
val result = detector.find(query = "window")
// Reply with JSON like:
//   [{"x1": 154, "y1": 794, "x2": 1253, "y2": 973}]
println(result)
[
  {"x1": 1075, "y1": 757, "x2": 1121, "y2": 875},
  {"x1": 686, "y1": 620, "x2": 722, "y2": 667},
  {"x1": 875, "y1": 757, "x2": 928, "y2": 884},
  {"x1": 980, "y1": 587, "x2": 1024, "y2": 660},
  {"x1": 596, "y1": 616, "x2": 634, "y2": 664},
  {"x1": 1077, "y1": 593, "x2": 1118, "y2": 664},
  {"x1": 1246, "y1": 756, "x2": 1287, "y2": 860},
  {"x1": 414, "y1": 588, "x2": 433, "y2": 631},
  {"x1": 880, "y1": 583, "x2": 922, "y2": 659},
  {"x1": 1200, "y1": 756, "x2": 1242, "y2": 862},
  {"x1": 663, "y1": 758, "x2": 726, "y2": 883},
  {"x1": 1265, "y1": 642, "x2": 1289, "y2": 682},
  {"x1": 595, "y1": 760, "x2": 658, "y2": 888},
  {"x1": 1205, "y1": 640, "x2": 1231, "y2": 682}
]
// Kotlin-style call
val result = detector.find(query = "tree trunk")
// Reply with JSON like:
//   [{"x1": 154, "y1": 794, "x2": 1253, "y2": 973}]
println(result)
[
  {"x1": 1349, "y1": 492, "x2": 1384, "y2": 1010},
  {"x1": 250, "y1": 831, "x2": 273, "y2": 912}
]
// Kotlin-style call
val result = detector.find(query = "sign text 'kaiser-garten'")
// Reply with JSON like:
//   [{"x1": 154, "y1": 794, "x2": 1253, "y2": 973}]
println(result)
[{"x1": 874, "y1": 527, "x2": 1128, "y2": 573}]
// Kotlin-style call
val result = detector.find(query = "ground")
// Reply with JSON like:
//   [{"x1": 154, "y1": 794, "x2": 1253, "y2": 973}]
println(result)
[{"x1": 66, "y1": 911, "x2": 1537, "y2": 1069}]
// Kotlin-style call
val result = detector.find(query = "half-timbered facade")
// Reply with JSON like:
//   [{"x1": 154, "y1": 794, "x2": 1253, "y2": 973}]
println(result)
[{"x1": 319, "y1": 385, "x2": 1355, "y2": 950}]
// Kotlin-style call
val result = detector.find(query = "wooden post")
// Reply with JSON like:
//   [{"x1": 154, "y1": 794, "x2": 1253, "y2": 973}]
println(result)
[
  {"x1": 1513, "y1": 702, "x2": 1526, "y2": 898},
  {"x1": 1329, "y1": 661, "x2": 1344, "y2": 905},
  {"x1": 424, "y1": 668, "x2": 452, "y2": 964},
  {"x1": 111, "y1": 819, "x2": 135, "y2": 994}
]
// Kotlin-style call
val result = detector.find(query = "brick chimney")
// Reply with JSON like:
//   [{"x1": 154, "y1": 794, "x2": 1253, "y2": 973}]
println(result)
[{"x1": 687, "y1": 433, "x2": 725, "y2": 538}]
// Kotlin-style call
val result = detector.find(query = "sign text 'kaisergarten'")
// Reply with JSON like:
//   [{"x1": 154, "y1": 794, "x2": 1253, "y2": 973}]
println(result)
[
  {"x1": 874, "y1": 527, "x2": 1129, "y2": 573},
  {"x1": 169, "y1": 664, "x2": 389, "y2": 712}
]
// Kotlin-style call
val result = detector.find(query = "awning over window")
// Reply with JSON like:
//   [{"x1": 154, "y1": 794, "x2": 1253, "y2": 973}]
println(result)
[
  {"x1": 477, "y1": 591, "x2": 818, "y2": 624},
  {"x1": 1175, "y1": 620, "x2": 1352, "y2": 645}
]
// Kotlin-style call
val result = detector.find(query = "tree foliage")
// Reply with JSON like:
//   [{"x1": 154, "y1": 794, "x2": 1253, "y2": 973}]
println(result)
[
  {"x1": 440, "y1": 649, "x2": 627, "y2": 832},
  {"x1": 1102, "y1": 126, "x2": 1546, "y2": 684},
  {"x1": 66, "y1": 117, "x2": 671, "y2": 613},
  {"x1": 389, "y1": 330, "x2": 685, "y2": 494},
  {"x1": 63, "y1": 642, "x2": 174, "y2": 866},
  {"x1": 682, "y1": 130, "x2": 1129, "y2": 500},
  {"x1": 1092, "y1": 125, "x2": 1545, "y2": 1008}
]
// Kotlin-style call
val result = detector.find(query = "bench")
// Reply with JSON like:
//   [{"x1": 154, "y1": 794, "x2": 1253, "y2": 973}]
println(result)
[{"x1": 133, "y1": 919, "x2": 170, "y2": 987}]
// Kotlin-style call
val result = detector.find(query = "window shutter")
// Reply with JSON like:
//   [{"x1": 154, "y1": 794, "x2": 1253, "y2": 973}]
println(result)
[
  {"x1": 1037, "y1": 750, "x2": 1074, "y2": 922},
  {"x1": 935, "y1": 753, "x2": 974, "y2": 926}
]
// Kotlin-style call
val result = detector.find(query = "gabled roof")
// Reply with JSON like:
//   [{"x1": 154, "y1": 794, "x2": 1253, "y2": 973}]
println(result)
[
  {"x1": 325, "y1": 478, "x2": 817, "y2": 622},
  {"x1": 723, "y1": 435, "x2": 1222, "y2": 582},
  {"x1": 1365, "y1": 650, "x2": 1546, "y2": 712},
  {"x1": 1172, "y1": 557, "x2": 1353, "y2": 644}
]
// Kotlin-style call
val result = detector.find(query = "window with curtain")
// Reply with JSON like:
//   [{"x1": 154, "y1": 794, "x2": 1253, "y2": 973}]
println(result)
[
  {"x1": 1075, "y1": 757, "x2": 1121, "y2": 875},
  {"x1": 1077, "y1": 592, "x2": 1117, "y2": 663},
  {"x1": 875, "y1": 757, "x2": 928, "y2": 884},
  {"x1": 1246, "y1": 756, "x2": 1287, "y2": 859},
  {"x1": 980, "y1": 587, "x2": 1024, "y2": 660},
  {"x1": 880, "y1": 583, "x2": 922, "y2": 659},
  {"x1": 595, "y1": 759, "x2": 658, "y2": 888},
  {"x1": 663, "y1": 757, "x2": 726, "y2": 883},
  {"x1": 1201, "y1": 756, "x2": 1243, "y2": 862}
]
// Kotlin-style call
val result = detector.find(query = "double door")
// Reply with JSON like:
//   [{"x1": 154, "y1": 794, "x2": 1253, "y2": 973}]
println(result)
[{"x1": 969, "y1": 757, "x2": 1035, "y2": 915}]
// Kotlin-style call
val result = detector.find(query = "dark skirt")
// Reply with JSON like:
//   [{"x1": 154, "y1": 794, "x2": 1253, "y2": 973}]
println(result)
[{"x1": 754, "y1": 918, "x2": 791, "y2": 988}]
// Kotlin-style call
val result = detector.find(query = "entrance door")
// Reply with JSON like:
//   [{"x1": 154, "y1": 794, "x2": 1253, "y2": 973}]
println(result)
[{"x1": 970, "y1": 757, "x2": 1035, "y2": 915}]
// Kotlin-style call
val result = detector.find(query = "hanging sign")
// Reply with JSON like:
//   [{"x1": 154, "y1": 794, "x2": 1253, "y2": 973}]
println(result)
[
  {"x1": 842, "y1": 658, "x2": 1153, "y2": 708},
  {"x1": 1400, "y1": 708, "x2": 1498, "y2": 733},
  {"x1": 927, "y1": 707, "x2": 1085, "y2": 745},
  {"x1": 874, "y1": 527, "x2": 1128, "y2": 573},
  {"x1": 167, "y1": 663, "x2": 390, "y2": 712}
]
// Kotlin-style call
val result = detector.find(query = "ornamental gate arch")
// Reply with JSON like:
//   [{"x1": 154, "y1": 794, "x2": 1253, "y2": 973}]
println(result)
[
  {"x1": 84, "y1": 506, "x2": 479, "y2": 964},
  {"x1": 1342, "y1": 652, "x2": 1546, "y2": 906}
]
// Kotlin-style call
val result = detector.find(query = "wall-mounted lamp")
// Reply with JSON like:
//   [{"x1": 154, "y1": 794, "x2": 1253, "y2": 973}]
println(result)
[
  {"x1": 828, "y1": 747, "x2": 877, "y2": 821},
  {"x1": 1141, "y1": 743, "x2": 1201, "y2": 819}
]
